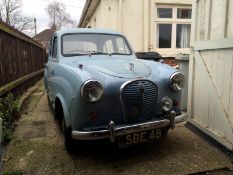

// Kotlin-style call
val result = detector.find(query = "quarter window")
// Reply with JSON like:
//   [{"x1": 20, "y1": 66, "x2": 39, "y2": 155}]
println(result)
[{"x1": 52, "y1": 37, "x2": 57, "y2": 58}]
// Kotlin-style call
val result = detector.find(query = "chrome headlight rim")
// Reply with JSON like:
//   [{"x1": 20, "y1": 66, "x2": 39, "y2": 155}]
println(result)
[
  {"x1": 81, "y1": 80, "x2": 104, "y2": 103},
  {"x1": 170, "y1": 72, "x2": 185, "y2": 91},
  {"x1": 161, "y1": 96, "x2": 173, "y2": 112}
]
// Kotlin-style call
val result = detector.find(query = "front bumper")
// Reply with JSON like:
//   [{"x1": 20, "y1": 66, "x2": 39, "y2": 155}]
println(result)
[{"x1": 72, "y1": 111, "x2": 187, "y2": 142}]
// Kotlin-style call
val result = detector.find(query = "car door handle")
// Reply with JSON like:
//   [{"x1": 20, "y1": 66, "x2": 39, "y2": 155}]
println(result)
[{"x1": 51, "y1": 70, "x2": 54, "y2": 76}]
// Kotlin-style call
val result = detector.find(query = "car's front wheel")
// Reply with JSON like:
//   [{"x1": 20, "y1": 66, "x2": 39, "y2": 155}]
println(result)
[
  {"x1": 62, "y1": 118, "x2": 75, "y2": 153},
  {"x1": 55, "y1": 99, "x2": 75, "y2": 152}
]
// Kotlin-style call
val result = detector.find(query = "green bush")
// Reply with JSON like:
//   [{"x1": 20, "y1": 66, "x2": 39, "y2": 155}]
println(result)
[
  {"x1": 0, "y1": 93, "x2": 19, "y2": 144},
  {"x1": 1, "y1": 170, "x2": 23, "y2": 175}
]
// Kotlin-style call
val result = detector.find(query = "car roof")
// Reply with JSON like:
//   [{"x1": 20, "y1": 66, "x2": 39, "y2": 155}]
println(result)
[{"x1": 54, "y1": 28, "x2": 123, "y2": 36}]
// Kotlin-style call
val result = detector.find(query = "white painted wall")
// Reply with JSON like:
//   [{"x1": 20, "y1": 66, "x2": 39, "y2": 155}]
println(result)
[
  {"x1": 188, "y1": 0, "x2": 233, "y2": 150},
  {"x1": 82, "y1": 0, "x2": 192, "y2": 57}
]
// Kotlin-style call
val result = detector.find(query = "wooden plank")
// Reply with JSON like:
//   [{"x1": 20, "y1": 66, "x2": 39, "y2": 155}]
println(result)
[
  {"x1": 216, "y1": 50, "x2": 225, "y2": 98},
  {"x1": 224, "y1": 0, "x2": 230, "y2": 38},
  {"x1": 194, "y1": 38, "x2": 233, "y2": 51},
  {"x1": 0, "y1": 69, "x2": 44, "y2": 96},
  {"x1": 188, "y1": 119, "x2": 233, "y2": 150},
  {"x1": 0, "y1": 31, "x2": 6, "y2": 86},
  {"x1": 190, "y1": 0, "x2": 198, "y2": 45},
  {"x1": 210, "y1": 0, "x2": 226, "y2": 40},
  {"x1": 222, "y1": 49, "x2": 233, "y2": 113},
  {"x1": 192, "y1": 59, "x2": 200, "y2": 121},
  {"x1": 227, "y1": 0, "x2": 233, "y2": 37},
  {"x1": 229, "y1": 54, "x2": 233, "y2": 130},
  {"x1": 205, "y1": 0, "x2": 212, "y2": 40},
  {"x1": 187, "y1": 48, "x2": 195, "y2": 119},
  {"x1": 196, "y1": 0, "x2": 205, "y2": 41},
  {"x1": 193, "y1": 51, "x2": 233, "y2": 132},
  {"x1": 194, "y1": 53, "x2": 233, "y2": 147},
  {"x1": 194, "y1": 51, "x2": 229, "y2": 117},
  {"x1": 0, "y1": 22, "x2": 44, "y2": 49}
]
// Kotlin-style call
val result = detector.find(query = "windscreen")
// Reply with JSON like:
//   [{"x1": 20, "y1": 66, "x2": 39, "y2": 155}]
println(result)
[{"x1": 62, "y1": 33, "x2": 132, "y2": 56}]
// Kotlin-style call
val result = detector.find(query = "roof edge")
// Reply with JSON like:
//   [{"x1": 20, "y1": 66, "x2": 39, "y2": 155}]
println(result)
[{"x1": 78, "y1": 0, "x2": 100, "y2": 28}]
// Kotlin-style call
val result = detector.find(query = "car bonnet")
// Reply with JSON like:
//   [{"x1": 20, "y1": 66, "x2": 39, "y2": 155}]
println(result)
[{"x1": 86, "y1": 57, "x2": 151, "y2": 78}]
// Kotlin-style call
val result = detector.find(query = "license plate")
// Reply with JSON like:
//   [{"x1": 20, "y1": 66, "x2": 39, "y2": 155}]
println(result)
[{"x1": 118, "y1": 129, "x2": 162, "y2": 148}]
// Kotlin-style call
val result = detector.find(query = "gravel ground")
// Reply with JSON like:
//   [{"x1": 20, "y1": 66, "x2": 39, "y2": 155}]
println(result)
[{"x1": 2, "y1": 80, "x2": 233, "y2": 175}]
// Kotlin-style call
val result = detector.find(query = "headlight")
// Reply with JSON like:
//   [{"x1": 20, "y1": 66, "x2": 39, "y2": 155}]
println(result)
[
  {"x1": 161, "y1": 97, "x2": 173, "y2": 112},
  {"x1": 81, "y1": 80, "x2": 104, "y2": 103},
  {"x1": 170, "y1": 72, "x2": 185, "y2": 91}
]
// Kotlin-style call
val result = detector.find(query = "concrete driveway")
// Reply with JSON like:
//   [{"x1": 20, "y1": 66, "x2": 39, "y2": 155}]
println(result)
[{"x1": 2, "y1": 80, "x2": 233, "y2": 175}]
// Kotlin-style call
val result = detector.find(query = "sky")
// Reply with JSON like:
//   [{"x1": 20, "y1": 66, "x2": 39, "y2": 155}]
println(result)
[{"x1": 21, "y1": 0, "x2": 86, "y2": 33}]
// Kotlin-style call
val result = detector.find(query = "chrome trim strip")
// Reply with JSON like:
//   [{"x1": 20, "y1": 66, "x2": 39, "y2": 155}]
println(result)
[{"x1": 72, "y1": 112, "x2": 187, "y2": 141}]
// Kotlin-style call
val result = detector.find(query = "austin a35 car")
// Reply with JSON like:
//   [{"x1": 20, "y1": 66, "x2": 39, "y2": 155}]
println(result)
[{"x1": 44, "y1": 29, "x2": 187, "y2": 152}]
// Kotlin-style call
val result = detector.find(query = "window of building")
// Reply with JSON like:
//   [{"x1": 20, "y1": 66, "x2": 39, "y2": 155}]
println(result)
[
  {"x1": 176, "y1": 24, "x2": 191, "y2": 48},
  {"x1": 157, "y1": 24, "x2": 172, "y2": 48},
  {"x1": 157, "y1": 8, "x2": 172, "y2": 18},
  {"x1": 155, "y1": 5, "x2": 192, "y2": 49},
  {"x1": 177, "y1": 8, "x2": 192, "y2": 19}
]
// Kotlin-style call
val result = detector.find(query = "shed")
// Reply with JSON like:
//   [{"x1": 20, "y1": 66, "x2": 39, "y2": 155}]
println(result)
[{"x1": 188, "y1": 0, "x2": 233, "y2": 150}]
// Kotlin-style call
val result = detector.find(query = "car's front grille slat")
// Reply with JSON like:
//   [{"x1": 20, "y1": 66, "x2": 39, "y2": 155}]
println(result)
[{"x1": 121, "y1": 80, "x2": 157, "y2": 123}]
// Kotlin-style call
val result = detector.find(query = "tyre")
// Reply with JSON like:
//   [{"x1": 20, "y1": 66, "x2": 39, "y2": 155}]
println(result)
[
  {"x1": 62, "y1": 116, "x2": 75, "y2": 153},
  {"x1": 55, "y1": 100, "x2": 75, "y2": 152}
]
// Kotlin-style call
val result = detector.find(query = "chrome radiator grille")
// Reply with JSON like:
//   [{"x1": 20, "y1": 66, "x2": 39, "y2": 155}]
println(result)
[{"x1": 121, "y1": 80, "x2": 157, "y2": 123}]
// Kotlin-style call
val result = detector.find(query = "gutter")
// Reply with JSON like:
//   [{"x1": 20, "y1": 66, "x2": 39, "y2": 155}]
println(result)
[
  {"x1": 78, "y1": 0, "x2": 92, "y2": 27},
  {"x1": 78, "y1": 0, "x2": 100, "y2": 28}
]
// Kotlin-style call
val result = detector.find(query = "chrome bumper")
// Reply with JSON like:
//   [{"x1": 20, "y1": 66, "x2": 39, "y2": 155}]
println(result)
[{"x1": 72, "y1": 111, "x2": 187, "y2": 142}]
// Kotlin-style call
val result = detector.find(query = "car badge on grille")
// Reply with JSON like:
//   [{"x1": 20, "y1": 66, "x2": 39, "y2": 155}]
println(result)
[
  {"x1": 139, "y1": 83, "x2": 144, "y2": 94},
  {"x1": 129, "y1": 63, "x2": 135, "y2": 72}
]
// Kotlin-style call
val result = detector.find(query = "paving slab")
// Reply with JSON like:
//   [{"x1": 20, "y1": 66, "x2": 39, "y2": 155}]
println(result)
[{"x1": 2, "y1": 80, "x2": 233, "y2": 175}]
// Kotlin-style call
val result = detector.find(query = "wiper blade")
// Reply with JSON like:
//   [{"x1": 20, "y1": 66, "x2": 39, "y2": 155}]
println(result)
[{"x1": 88, "y1": 51, "x2": 109, "y2": 55}]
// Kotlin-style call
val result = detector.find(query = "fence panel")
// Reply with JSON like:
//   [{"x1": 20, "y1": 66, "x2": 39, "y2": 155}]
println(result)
[{"x1": 0, "y1": 21, "x2": 47, "y2": 96}]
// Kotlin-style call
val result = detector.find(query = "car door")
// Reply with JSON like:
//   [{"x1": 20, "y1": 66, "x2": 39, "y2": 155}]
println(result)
[{"x1": 47, "y1": 35, "x2": 58, "y2": 103}]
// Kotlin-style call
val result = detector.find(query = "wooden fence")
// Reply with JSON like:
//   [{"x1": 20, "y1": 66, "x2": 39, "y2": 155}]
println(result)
[{"x1": 0, "y1": 21, "x2": 47, "y2": 96}]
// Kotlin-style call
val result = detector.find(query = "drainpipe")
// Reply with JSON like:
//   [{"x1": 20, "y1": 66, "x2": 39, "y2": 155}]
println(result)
[{"x1": 118, "y1": 0, "x2": 122, "y2": 32}]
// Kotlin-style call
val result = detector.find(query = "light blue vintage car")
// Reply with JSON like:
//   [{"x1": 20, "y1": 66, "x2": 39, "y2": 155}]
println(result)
[{"x1": 44, "y1": 28, "x2": 187, "y2": 152}]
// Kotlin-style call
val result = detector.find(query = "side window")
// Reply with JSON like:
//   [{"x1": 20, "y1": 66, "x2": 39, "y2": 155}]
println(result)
[{"x1": 52, "y1": 37, "x2": 57, "y2": 58}]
